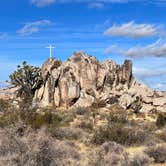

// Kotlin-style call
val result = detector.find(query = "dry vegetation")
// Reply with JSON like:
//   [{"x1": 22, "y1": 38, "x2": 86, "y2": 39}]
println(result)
[{"x1": 0, "y1": 99, "x2": 166, "y2": 166}]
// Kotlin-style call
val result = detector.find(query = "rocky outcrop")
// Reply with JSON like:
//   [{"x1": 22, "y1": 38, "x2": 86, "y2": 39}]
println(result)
[
  {"x1": 33, "y1": 51, "x2": 166, "y2": 112},
  {"x1": 0, "y1": 87, "x2": 17, "y2": 100}
]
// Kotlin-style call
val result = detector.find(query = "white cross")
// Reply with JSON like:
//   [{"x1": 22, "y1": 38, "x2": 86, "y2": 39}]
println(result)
[{"x1": 46, "y1": 45, "x2": 55, "y2": 58}]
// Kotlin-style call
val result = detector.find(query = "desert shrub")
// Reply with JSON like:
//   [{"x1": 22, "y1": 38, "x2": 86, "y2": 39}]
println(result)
[
  {"x1": 91, "y1": 106, "x2": 148, "y2": 146},
  {"x1": 145, "y1": 143, "x2": 166, "y2": 163},
  {"x1": 130, "y1": 152, "x2": 153, "y2": 166},
  {"x1": 78, "y1": 120, "x2": 94, "y2": 133},
  {"x1": 21, "y1": 111, "x2": 63, "y2": 129},
  {"x1": 107, "y1": 109, "x2": 128, "y2": 124},
  {"x1": 98, "y1": 142, "x2": 130, "y2": 166},
  {"x1": 0, "y1": 128, "x2": 80, "y2": 166},
  {"x1": 34, "y1": 140, "x2": 53, "y2": 166},
  {"x1": 74, "y1": 107, "x2": 88, "y2": 115},
  {"x1": 92, "y1": 124, "x2": 146, "y2": 146},
  {"x1": 0, "y1": 109, "x2": 63, "y2": 129},
  {"x1": 50, "y1": 127, "x2": 83, "y2": 140},
  {"x1": 0, "y1": 110, "x2": 21, "y2": 127},
  {"x1": 157, "y1": 129, "x2": 166, "y2": 142},
  {"x1": 61, "y1": 112, "x2": 75, "y2": 123},
  {"x1": 0, "y1": 99, "x2": 11, "y2": 112},
  {"x1": 156, "y1": 113, "x2": 166, "y2": 128},
  {"x1": 0, "y1": 130, "x2": 27, "y2": 157},
  {"x1": 89, "y1": 142, "x2": 152, "y2": 166}
]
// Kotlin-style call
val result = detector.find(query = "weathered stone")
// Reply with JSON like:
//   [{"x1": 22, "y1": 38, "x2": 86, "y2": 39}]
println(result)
[
  {"x1": 31, "y1": 52, "x2": 166, "y2": 112},
  {"x1": 140, "y1": 104, "x2": 155, "y2": 113},
  {"x1": 153, "y1": 98, "x2": 166, "y2": 106},
  {"x1": 73, "y1": 90, "x2": 95, "y2": 108},
  {"x1": 41, "y1": 58, "x2": 61, "y2": 81},
  {"x1": 0, "y1": 87, "x2": 17, "y2": 100},
  {"x1": 40, "y1": 81, "x2": 52, "y2": 107},
  {"x1": 156, "y1": 105, "x2": 166, "y2": 112},
  {"x1": 119, "y1": 93, "x2": 135, "y2": 109},
  {"x1": 119, "y1": 60, "x2": 133, "y2": 85},
  {"x1": 54, "y1": 87, "x2": 60, "y2": 107}
]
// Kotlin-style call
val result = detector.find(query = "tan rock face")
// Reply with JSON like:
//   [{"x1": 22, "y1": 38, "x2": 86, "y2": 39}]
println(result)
[
  {"x1": 33, "y1": 51, "x2": 166, "y2": 112},
  {"x1": 0, "y1": 87, "x2": 17, "y2": 100},
  {"x1": 34, "y1": 52, "x2": 133, "y2": 108}
]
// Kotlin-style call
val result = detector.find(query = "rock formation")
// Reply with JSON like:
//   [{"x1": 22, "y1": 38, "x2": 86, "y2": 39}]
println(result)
[
  {"x1": 0, "y1": 87, "x2": 17, "y2": 100},
  {"x1": 33, "y1": 51, "x2": 166, "y2": 113}
]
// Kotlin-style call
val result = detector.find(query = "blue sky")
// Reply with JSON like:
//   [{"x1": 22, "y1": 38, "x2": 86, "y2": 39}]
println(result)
[{"x1": 1, "y1": 0, "x2": 166, "y2": 90}]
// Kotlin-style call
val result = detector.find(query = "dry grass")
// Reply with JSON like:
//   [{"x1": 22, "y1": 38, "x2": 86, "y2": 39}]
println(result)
[{"x1": 0, "y1": 103, "x2": 165, "y2": 166}]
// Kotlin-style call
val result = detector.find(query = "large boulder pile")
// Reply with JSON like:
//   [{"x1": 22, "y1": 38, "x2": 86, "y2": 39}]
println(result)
[{"x1": 33, "y1": 52, "x2": 166, "y2": 113}]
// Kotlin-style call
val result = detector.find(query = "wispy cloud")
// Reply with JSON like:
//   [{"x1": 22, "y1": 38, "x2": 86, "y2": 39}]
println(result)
[
  {"x1": 104, "y1": 21, "x2": 163, "y2": 38},
  {"x1": 104, "y1": 45, "x2": 117, "y2": 54},
  {"x1": 31, "y1": 0, "x2": 55, "y2": 7},
  {"x1": 17, "y1": 20, "x2": 51, "y2": 36},
  {"x1": 133, "y1": 66, "x2": 166, "y2": 78},
  {"x1": 88, "y1": 2, "x2": 105, "y2": 9},
  {"x1": 104, "y1": 39, "x2": 166, "y2": 58},
  {"x1": 125, "y1": 39, "x2": 166, "y2": 58},
  {"x1": 133, "y1": 66, "x2": 166, "y2": 90}
]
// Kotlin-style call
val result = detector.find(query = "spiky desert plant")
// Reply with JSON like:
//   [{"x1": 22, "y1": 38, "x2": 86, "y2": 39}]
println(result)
[{"x1": 9, "y1": 61, "x2": 43, "y2": 99}]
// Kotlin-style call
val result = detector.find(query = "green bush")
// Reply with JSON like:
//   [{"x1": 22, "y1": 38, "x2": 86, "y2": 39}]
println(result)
[
  {"x1": 92, "y1": 109, "x2": 138, "y2": 145},
  {"x1": 92, "y1": 123, "x2": 146, "y2": 146},
  {"x1": 156, "y1": 113, "x2": 166, "y2": 128},
  {"x1": 21, "y1": 111, "x2": 63, "y2": 129},
  {"x1": 107, "y1": 109, "x2": 128, "y2": 124},
  {"x1": 0, "y1": 109, "x2": 63, "y2": 129}
]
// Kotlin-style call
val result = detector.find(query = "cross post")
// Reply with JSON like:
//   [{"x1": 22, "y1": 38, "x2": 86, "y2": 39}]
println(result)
[{"x1": 46, "y1": 45, "x2": 55, "y2": 58}]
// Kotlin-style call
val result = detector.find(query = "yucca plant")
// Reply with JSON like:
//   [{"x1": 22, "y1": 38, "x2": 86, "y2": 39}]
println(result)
[{"x1": 9, "y1": 61, "x2": 43, "y2": 99}]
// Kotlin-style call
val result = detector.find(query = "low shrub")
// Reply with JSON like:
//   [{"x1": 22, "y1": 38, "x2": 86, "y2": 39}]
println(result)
[
  {"x1": 0, "y1": 99, "x2": 11, "y2": 112},
  {"x1": 74, "y1": 107, "x2": 88, "y2": 115},
  {"x1": 78, "y1": 121, "x2": 93, "y2": 132},
  {"x1": 92, "y1": 124, "x2": 146, "y2": 146},
  {"x1": 21, "y1": 111, "x2": 63, "y2": 129},
  {"x1": 130, "y1": 152, "x2": 153, "y2": 166},
  {"x1": 98, "y1": 142, "x2": 130, "y2": 166},
  {"x1": 156, "y1": 113, "x2": 166, "y2": 128},
  {"x1": 0, "y1": 110, "x2": 63, "y2": 129},
  {"x1": 0, "y1": 128, "x2": 80, "y2": 166},
  {"x1": 157, "y1": 130, "x2": 166, "y2": 142},
  {"x1": 50, "y1": 127, "x2": 83, "y2": 140},
  {"x1": 0, "y1": 111, "x2": 20, "y2": 127},
  {"x1": 107, "y1": 109, "x2": 128, "y2": 124},
  {"x1": 145, "y1": 143, "x2": 166, "y2": 163}
]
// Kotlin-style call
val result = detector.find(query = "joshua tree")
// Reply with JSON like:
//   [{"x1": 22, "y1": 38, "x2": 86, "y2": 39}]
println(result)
[{"x1": 9, "y1": 61, "x2": 43, "y2": 99}]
